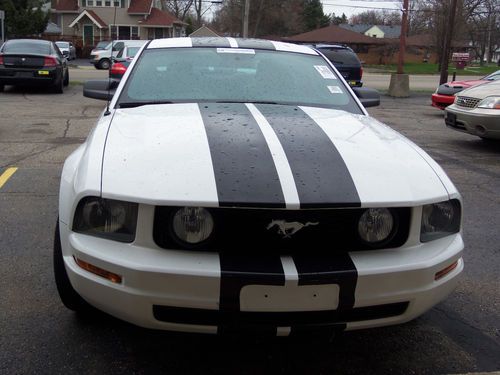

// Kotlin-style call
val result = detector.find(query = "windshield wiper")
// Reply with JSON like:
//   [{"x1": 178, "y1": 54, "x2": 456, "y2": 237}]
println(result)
[{"x1": 119, "y1": 100, "x2": 174, "y2": 108}]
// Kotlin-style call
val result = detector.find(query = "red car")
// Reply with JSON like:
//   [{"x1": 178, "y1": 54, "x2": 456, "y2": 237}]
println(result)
[{"x1": 431, "y1": 70, "x2": 500, "y2": 110}]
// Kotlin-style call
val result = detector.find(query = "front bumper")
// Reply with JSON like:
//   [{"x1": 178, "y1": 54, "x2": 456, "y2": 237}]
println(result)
[
  {"x1": 431, "y1": 93, "x2": 454, "y2": 110},
  {"x1": 59, "y1": 205, "x2": 464, "y2": 335},
  {"x1": 445, "y1": 104, "x2": 500, "y2": 139}
]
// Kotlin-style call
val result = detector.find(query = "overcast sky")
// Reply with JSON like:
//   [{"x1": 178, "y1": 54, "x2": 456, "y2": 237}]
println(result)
[{"x1": 321, "y1": 0, "x2": 402, "y2": 19}]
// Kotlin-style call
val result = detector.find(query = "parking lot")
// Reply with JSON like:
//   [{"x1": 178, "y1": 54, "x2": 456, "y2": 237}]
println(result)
[{"x1": 0, "y1": 81, "x2": 499, "y2": 374}]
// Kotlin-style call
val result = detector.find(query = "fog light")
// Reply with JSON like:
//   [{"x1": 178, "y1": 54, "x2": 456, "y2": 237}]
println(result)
[
  {"x1": 358, "y1": 208, "x2": 394, "y2": 244},
  {"x1": 172, "y1": 207, "x2": 214, "y2": 245}
]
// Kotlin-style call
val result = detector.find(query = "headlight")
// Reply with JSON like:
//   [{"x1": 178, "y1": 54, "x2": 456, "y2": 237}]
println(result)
[
  {"x1": 73, "y1": 197, "x2": 138, "y2": 243},
  {"x1": 358, "y1": 208, "x2": 394, "y2": 244},
  {"x1": 171, "y1": 207, "x2": 214, "y2": 245},
  {"x1": 420, "y1": 199, "x2": 461, "y2": 242},
  {"x1": 477, "y1": 96, "x2": 500, "y2": 109}
]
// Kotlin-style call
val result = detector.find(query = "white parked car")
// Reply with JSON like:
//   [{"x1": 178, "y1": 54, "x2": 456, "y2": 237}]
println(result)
[
  {"x1": 55, "y1": 41, "x2": 76, "y2": 60},
  {"x1": 89, "y1": 39, "x2": 148, "y2": 70},
  {"x1": 55, "y1": 37, "x2": 464, "y2": 336}
]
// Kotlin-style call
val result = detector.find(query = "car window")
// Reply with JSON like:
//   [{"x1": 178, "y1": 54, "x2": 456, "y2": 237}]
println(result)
[
  {"x1": 56, "y1": 42, "x2": 69, "y2": 48},
  {"x1": 484, "y1": 71, "x2": 500, "y2": 81},
  {"x1": 126, "y1": 47, "x2": 140, "y2": 58},
  {"x1": 3, "y1": 40, "x2": 50, "y2": 54},
  {"x1": 318, "y1": 48, "x2": 360, "y2": 65},
  {"x1": 95, "y1": 41, "x2": 111, "y2": 50},
  {"x1": 119, "y1": 48, "x2": 362, "y2": 114}
]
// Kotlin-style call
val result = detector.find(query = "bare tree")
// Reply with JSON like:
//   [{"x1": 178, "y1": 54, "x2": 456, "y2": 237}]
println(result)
[{"x1": 161, "y1": 0, "x2": 194, "y2": 21}]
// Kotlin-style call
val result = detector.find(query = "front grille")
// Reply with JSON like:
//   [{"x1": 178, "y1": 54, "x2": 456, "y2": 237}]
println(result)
[
  {"x1": 152, "y1": 302, "x2": 410, "y2": 327},
  {"x1": 153, "y1": 207, "x2": 411, "y2": 253},
  {"x1": 455, "y1": 96, "x2": 481, "y2": 108}
]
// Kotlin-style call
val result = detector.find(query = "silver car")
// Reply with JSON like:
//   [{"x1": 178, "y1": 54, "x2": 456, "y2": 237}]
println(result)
[
  {"x1": 55, "y1": 41, "x2": 76, "y2": 60},
  {"x1": 445, "y1": 80, "x2": 500, "y2": 140}
]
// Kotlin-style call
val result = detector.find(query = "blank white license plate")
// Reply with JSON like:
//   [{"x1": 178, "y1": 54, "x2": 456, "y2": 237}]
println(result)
[{"x1": 240, "y1": 284, "x2": 339, "y2": 312}]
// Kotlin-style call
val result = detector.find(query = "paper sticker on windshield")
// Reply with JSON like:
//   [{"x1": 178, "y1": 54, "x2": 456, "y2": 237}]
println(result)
[
  {"x1": 328, "y1": 86, "x2": 343, "y2": 94},
  {"x1": 217, "y1": 48, "x2": 255, "y2": 55},
  {"x1": 314, "y1": 65, "x2": 337, "y2": 79}
]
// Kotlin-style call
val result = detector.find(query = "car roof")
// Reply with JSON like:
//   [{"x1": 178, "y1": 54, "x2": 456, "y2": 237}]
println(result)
[
  {"x1": 6, "y1": 39, "x2": 51, "y2": 45},
  {"x1": 147, "y1": 37, "x2": 318, "y2": 55}
]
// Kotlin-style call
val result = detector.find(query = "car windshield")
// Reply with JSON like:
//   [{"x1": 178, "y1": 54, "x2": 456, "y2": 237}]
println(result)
[
  {"x1": 56, "y1": 42, "x2": 69, "y2": 48},
  {"x1": 126, "y1": 47, "x2": 140, "y2": 58},
  {"x1": 3, "y1": 40, "x2": 50, "y2": 54},
  {"x1": 118, "y1": 48, "x2": 362, "y2": 113},
  {"x1": 484, "y1": 71, "x2": 500, "y2": 81},
  {"x1": 95, "y1": 41, "x2": 111, "y2": 50}
]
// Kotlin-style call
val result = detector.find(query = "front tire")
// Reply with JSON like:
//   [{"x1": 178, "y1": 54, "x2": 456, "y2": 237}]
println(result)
[
  {"x1": 0, "y1": 84, "x2": 4, "y2": 92},
  {"x1": 98, "y1": 58, "x2": 110, "y2": 70},
  {"x1": 53, "y1": 221, "x2": 91, "y2": 312}
]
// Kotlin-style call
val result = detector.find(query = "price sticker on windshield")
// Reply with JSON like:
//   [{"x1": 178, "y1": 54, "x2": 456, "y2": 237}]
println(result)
[
  {"x1": 328, "y1": 86, "x2": 343, "y2": 94},
  {"x1": 314, "y1": 65, "x2": 337, "y2": 80}
]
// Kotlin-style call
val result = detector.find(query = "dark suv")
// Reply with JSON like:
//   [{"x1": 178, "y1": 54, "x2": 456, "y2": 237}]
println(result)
[{"x1": 314, "y1": 44, "x2": 363, "y2": 87}]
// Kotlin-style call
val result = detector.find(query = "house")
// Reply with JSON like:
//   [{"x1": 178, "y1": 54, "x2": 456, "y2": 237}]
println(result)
[
  {"x1": 339, "y1": 24, "x2": 401, "y2": 39},
  {"x1": 50, "y1": 0, "x2": 186, "y2": 46},
  {"x1": 189, "y1": 25, "x2": 219, "y2": 38},
  {"x1": 285, "y1": 24, "x2": 384, "y2": 54}
]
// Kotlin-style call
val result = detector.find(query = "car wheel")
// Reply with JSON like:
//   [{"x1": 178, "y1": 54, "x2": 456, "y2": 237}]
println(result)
[
  {"x1": 53, "y1": 76, "x2": 64, "y2": 94},
  {"x1": 98, "y1": 59, "x2": 110, "y2": 70},
  {"x1": 53, "y1": 220, "x2": 91, "y2": 312},
  {"x1": 0, "y1": 84, "x2": 4, "y2": 92},
  {"x1": 63, "y1": 70, "x2": 69, "y2": 87}
]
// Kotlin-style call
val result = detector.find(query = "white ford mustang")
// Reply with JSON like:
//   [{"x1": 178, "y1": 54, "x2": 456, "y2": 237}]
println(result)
[{"x1": 54, "y1": 37, "x2": 464, "y2": 336}]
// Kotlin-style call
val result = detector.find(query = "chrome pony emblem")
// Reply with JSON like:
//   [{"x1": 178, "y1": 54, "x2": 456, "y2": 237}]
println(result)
[{"x1": 267, "y1": 220, "x2": 319, "y2": 238}]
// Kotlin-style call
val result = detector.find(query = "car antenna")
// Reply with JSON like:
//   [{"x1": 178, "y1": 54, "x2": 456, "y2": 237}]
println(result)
[{"x1": 105, "y1": 4, "x2": 118, "y2": 116}]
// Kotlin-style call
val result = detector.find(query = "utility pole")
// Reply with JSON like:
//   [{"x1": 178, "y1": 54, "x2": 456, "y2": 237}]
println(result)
[
  {"x1": 397, "y1": 0, "x2": 409, "y2": 74},
  {"x1": 243, "y1": 0, "x2": 250, "y2": 38},
  {"x1": 439, "y1": 0, "x2": 458, "y2": 85}
]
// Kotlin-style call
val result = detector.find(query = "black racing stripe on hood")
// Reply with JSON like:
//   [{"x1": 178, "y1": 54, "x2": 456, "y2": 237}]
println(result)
[
  {"x1": 218, "y1": 253, "x2": 285, "y2": 335},
  {"x1": 255, "y1": 104, "x2": 361, "y2": 208},
  {"x1": 199, "y1": 103, "x2": 285, "y2": 208},
  {"x1": 290, "y1": 253, "x2": 358, "y2": 334},
  {"x1": 235, "y1": 39, "x2": 276, "y2": 50},
  {"x1": 190, "y1": 37, "x2": 231, "y2": 48}
]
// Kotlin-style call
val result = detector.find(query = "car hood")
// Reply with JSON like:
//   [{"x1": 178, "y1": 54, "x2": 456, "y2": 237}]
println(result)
[
  {"x1": 456, "y1": 80, "x2": 500, "y2": 99},
  {"x1": 437, "y1": 79, "x2": 486, "y2": 95},
  {"x1": 101, "y1": 103, "x2": 451, "y2": 207}
]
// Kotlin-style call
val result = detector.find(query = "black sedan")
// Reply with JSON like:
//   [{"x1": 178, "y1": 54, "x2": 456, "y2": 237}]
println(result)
[{"x1": 0, "y1": 39, "x2": 69, "y2": 93}]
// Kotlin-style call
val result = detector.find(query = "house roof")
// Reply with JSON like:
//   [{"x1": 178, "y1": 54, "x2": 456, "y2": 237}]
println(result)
[
  {"x1": 128, "y1": 0, "x2": 153, "y2": 14},
  {"x1": 339, "y1": 24, "x2": 401, "y2": 38},
  {"x1": 44, "y1": 22, "x2": 62, "y2": 34},
  {"x1": 139, "y1": 7, "x2": 185, "y2": 27},
  {"x1": 189, "y1": 25, "x2": 219, "y2": 37},
  {"x1": 54, "y1": 0, "x2": 79, "y2": 12},
  {"x1": 377, "y1": 25, "x2": 401, "y2": 38},
  {"x1": 286, "y1": 24, "x2": 384, "y2": 45},
  {"x1": 69, "y1": 9, "x2": 108, "y2": 29}
]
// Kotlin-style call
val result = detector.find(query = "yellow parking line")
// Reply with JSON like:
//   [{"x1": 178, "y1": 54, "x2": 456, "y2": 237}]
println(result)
[{"x1": 0, "y1": 167, "x2": 18, "y2": 189}]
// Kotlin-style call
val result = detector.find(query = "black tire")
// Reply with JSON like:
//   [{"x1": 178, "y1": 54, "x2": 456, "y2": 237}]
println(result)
[
  {"x1": 53, "y1": 220, "x2": 91, "y2": 312},
  {"x1": 0, "y1": 84, "x2": 4, "y2": 92},
  {"x1": 63, "y1": 70, "x2": 69, "y2": 87},
  {"x1": 53, "y1": 75, "x2": 64, "y2": 93},
  {"x1": 98, "y1": 58, "x2": 110, "y2": 70}
]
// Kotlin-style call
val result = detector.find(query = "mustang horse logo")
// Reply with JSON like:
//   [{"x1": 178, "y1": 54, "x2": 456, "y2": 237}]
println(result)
[{"x1": 266, "y1": 220, "x2": 319, "y2": 238}]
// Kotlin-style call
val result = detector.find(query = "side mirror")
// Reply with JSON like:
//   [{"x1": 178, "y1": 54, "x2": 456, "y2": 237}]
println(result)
[
  {"x1": 352, "y1": 87, "x2": 381, "y2": 108},
  {"x1": 83, "y1": 79, "x2": 119, "y2": 101}
]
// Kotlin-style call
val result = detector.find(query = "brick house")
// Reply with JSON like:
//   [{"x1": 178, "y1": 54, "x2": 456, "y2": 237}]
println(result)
[{"x1": 50, "y1": 0, "x2": 186, "y2": 47}]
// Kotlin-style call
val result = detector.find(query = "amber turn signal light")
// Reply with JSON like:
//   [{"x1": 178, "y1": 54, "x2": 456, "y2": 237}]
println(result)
[
  {"x1": 435, "y1": 260, "x2": 458, "y2": 281},
  {"x1": 74, "y1": 256, "x2": 122, "y2": 284}
]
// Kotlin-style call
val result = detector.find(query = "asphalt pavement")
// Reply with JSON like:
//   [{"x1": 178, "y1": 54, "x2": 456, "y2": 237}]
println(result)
[{"x1": 0, "y1": 85, "x2": 499, "y2": 374}]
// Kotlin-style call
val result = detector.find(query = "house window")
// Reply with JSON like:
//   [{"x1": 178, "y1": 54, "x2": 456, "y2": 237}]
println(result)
[
  {"x1": 96, "y1": 0, "x2": 102, "y2": 5},
  {"x1": 105, "y1": 0, "x2": 111, "y2": 5},
  {"x1": 131, "y1": 26, "x2": 139, "y2": 39},
  {"x1": 87, "y1": 0, "x2": 94, "y2": 5}
]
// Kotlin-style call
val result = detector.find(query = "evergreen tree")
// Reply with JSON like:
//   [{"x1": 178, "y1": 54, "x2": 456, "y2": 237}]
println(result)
[
  {"x1": 0, "y1": 0, "x2": 49, "y2": 38},
  {"x1": 302, "y1": 0, "x2": 330, "y2": 31}
]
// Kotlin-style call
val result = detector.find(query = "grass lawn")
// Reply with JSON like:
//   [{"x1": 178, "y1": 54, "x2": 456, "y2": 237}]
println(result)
[{"x1": 364, "y1": 63, "x2": 499, "y2": 76}]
